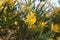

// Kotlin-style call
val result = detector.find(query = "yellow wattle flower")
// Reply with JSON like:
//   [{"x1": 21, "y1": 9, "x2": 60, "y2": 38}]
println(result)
[
  {"x1": 24, "y1": 12, "x2": 36, "y2": 25},
  {"x1": 28, "y1": 24, "x2": 36, "y2": 29},
  {"x1": 26, "y1": 7, "x2": 31, "y2": 13},
  {"x1": 0, "y1": 6, "x2": 3, "y2": 11},
  {"x1": 57, "y1": 36, "x2": 60, "y2": 40},
  {"x1": 39, "y1": 21, "x2": 48, "y2": 27},
  {"x1": 51, "y1": 24, "x2": 59, "y2": 33},
  {"x1": 14, "y1": 21, "x2": 18, "y2": 25},
  {"x1": 0, "y1": 0, "x2": 3, "y2": 6}
]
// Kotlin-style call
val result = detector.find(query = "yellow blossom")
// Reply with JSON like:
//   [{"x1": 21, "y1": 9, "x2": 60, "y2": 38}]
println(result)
[
  {"x1": 0, "y1": 0, "x2": 3, "y2": 6},
  {"x1": 24, "y1": 12, "x2": 36, "y2": 25},
  {"x1": 28, "y1": 24, "x2": 36, "y2": 29},
  {"x1": 39, "y1": 21, "x2": 48, "y2": 27},
  {"x1": 29, "y1": 26, "x2": 33, "y2": 29},
  {"x1": 14, "y1": 21, "x2": 18, "y2": 25},
  {"x1": 0, "y1": 6, "x2": 3, "y2": 10},
  {"x1": 57, "y1": 36, "x2": 60, "y2": 40},
  {"x1": 51, "y1": 24, "x2": 59, "y2": 33},
  {"x1": 26, "y1": 7, "x2": 31, "y2": 13}
]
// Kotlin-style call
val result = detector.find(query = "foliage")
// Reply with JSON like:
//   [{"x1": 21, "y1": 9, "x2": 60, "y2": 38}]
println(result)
[{"x1": 0, "y1": 0, "x2": 60, "y2": 40}]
